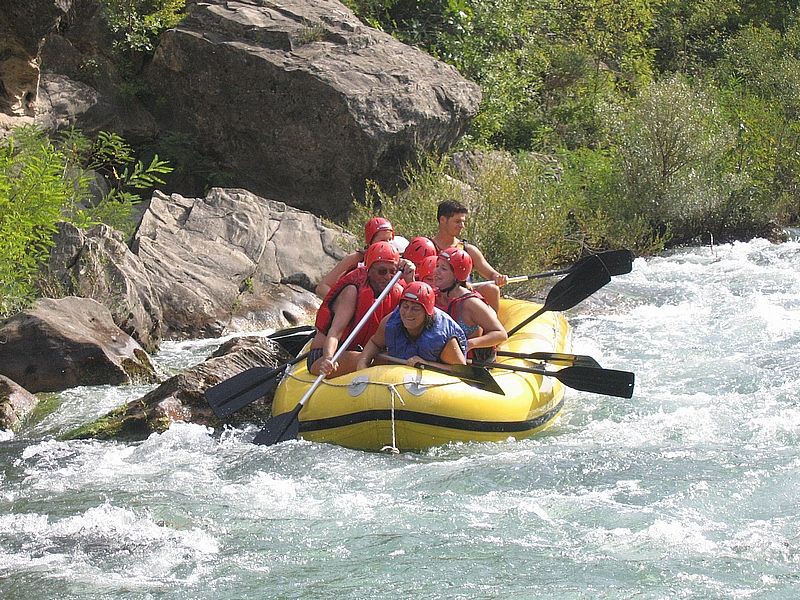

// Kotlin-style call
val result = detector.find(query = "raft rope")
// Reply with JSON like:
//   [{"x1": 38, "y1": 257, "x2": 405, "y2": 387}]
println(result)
[{"x1": 380, "y1": 384, "x2": 404, "y2": 455}]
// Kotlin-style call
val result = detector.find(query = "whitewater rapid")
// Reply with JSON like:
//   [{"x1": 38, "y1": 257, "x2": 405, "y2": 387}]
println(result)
[{"x1": 2, "y1": 237, "x2": 799, "y2": 599}]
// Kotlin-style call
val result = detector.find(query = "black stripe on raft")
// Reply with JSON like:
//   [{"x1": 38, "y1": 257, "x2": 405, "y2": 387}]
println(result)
[{"x1": 298, "y1": 398, "x2": 564, "y2": 434}]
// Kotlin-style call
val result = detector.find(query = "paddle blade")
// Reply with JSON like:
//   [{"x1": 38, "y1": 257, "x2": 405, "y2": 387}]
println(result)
[
  {"x1": 268, "y1": 326, "x2": 316, "y2": 356},
  {"x1": 424, "y1": 363, "x2": 505, "y2": 396},
  {"x1": 573, "y1": 249, "x2": 634, "y2": 277},
  {"x1": 253, "y1": 404, "x2": 302, "y2": 446},
  {"x1": 544, "y1": 255, "x2": 611, "y2": 313},
  {"x1": 552, "y1": 365, "x2": 635, "y2": 399},
  {"x1": 205, "y1": 365, "x2": 287, "y2": 419}
]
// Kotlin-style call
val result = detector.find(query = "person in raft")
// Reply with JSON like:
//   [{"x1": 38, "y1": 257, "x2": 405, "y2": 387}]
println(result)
[
  {"x1": 357, "y1": 281, "x2": 467, "y2": 370},
  {"x1": 430, "y1": 199, "x2": 508, "y2": 312},
  {"x1": 435, "y1": 247, "x2": 507, "y2": 363},
  {"x1": 310, "y1": 241, "x2": 416, "y2": 378},
  {"x1": 315, "y1": 217, "x2": 409, "y2": 297},
  {"x1": 415, "y1": 254, "x2": 438, "y2": 287}
]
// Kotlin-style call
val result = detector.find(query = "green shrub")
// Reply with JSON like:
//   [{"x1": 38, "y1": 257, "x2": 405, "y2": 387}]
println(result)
[
  {"x1": 0, "y1": 126, "x2": 171, "y2": 316},
  {"x1": 0, "y1": 127, "x2": 87, "y2": 314},
  {"x1": 346, "y1": 150, "x2": 664, "y2": 294},
  {"x1": 613, "y1": 74, "x2": 744, "y2": 242}
]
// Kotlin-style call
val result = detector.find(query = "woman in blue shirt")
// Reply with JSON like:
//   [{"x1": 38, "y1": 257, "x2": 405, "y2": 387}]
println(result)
[{"x1": 357, "y1": 282, "x2": 467, "y2": 370}]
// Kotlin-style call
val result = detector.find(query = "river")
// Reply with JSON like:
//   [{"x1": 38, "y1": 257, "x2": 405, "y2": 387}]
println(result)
[{"x1": 2, "y1": 236, "x2": 799, "y2": 599}]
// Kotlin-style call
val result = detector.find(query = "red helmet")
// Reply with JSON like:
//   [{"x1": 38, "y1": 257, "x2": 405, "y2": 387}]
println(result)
[
  {"x1": 365, "y1": 241, "x2": 399, "y2": 269},
  {"x1": 364, "y1": 217, "x2": 394, "y2": 245},
  {"x1": 438, "y1": 247, "x2": 473, "y2": 281},
  {"x1": 403, "y1": 236, "x2": 437, "y2": 265},
  {"x1": 415, "y1": 255, "x2": 438, "y2": 281},
  {"x1": 400, "y1": 281, "x2": 436, "y2": 316}
]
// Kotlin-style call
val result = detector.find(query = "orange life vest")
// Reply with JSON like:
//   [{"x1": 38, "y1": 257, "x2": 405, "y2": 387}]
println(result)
[{"x1": 314, "y1": 267, "x2": 404, "y2": 349}]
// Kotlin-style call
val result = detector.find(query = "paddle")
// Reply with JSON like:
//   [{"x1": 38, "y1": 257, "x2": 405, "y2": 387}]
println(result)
[
  {"x1": 495, "y1": 350, "x2": 601, "y2": 369},
  {"x1": 474, "y1": 361, "x2": 635, "y2": 399},
  {"x1": 506, "y1": 255, "x2": 611, "y2": 337},
  {"x1": 268, "y1": 325, "x2": 316, "y2": 356},
  {"x1": 473, "y1": 249, "x2": 634, "y2": 288},
  {"x1": 379, "y1": 354, "x2": 505, "y2": 396},
  {"x1": 205, "y1": 351, "x2": 311, "y2": 419},
  {"x1": 253, "y1": 269, "x2": 406, "y2": 446}
]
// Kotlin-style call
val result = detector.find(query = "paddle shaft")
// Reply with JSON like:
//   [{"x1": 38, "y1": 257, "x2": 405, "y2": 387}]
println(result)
[
  {"x1": 253, "y1": 270, "x2": 406, "y2": 446},
  {"x1": 475, "y1": 361, "x2": 635, "y2": 398},
  {"x1": 473, "y1": 249, "x2": 633, "y2": 288},
  {"x1": 495, "y1": 350, "x2": 601, "y2": 369},
  {"x1": 378, "y1": 353, "x2": 504, "y2": 395}
]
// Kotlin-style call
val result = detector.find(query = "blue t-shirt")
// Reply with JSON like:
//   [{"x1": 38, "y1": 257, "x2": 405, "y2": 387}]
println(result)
[{"x1": 384, "y1": 307, "x2": 467, "y2": 362}]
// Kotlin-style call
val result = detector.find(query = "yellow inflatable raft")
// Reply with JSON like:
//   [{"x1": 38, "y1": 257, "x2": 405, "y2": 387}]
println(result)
[{"x1": 271, "y1": 298, "x2": 572, "y2": 451}]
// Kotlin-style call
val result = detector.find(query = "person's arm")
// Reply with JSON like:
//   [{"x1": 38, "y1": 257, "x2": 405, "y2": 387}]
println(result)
[
  {"x1": 317, "y1": 285, "x2": 358, "y2": 376},
  {"x1": 356, "y1": 317, "x2": 389, "y2": 370},
  {"x1": 407, "y1": 337, "x2": 467, "y2": 368},
  {"x1": 465, "y1": 243, "x2": 508, "y2": 286},
  {"x1": 315, "y1": 251, "x2": 363, "y2": 297},
  {"x1": 439, "y1": 336, "x2": 467, "y2": 365},
  {"x1": 464, "y1": 298, "x2": 508, "y2": 352}
]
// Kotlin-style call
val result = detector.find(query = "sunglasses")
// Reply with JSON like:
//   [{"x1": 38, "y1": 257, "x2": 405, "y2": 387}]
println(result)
[{"x1": 372, "y1": 266, "x2": 398, "y2": 276}]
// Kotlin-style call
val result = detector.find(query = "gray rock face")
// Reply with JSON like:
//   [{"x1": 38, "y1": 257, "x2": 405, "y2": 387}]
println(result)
[
  {"x1": 65, "y1": 335, "x2": 290, "y2": 440},
  {"x1": 43, "y1": 222, "x2": 163, "y2": 353},
  {"x1": 0, "y1": 296, "x2": 158, "y2": 393},
  {"x1": 0, "y1": 375, "x2": 38, "y2": 432},
  {"x1": 145, "y1": 0, "x2": 481, "y2": 217},
  {"x1": 0, "y1": 0, "x2": 70, "y2": 117},
  {"x1": 132, "y1": 187, "x2": 350, "y2": 338}
]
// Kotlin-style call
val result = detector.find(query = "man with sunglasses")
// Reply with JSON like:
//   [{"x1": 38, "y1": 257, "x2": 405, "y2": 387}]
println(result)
[{"x1": 310, "y1": 241, "x2": 415, "y2": 378}]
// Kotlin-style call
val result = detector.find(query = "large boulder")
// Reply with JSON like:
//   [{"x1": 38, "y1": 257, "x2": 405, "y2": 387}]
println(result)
[
  {"x1": 0, "y1": 0, "x2": 70, "y2": 118},
  {"x1": 0, "y1": 296, "x2": 158, "y2": 393},
  {"x1": 42, "y1": 222, "x2": 163, "y2": 353},
  {"x1": 0, "y1": 375, "x2": 39, "y2": 432},
  {"x1": 145, "y1": 0, "x2": 481, "y2": 217},
  {"x1": 65, "y1": 335, "x2": 290, "y2": 440},
  {"x1": 132, "y1": 187, "x2": 350, "y2": 338}
]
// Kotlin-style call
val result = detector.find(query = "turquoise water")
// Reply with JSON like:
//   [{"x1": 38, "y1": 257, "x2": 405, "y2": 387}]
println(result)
[{"x1": 2, "y1": 238, "x2": 799, "y2": 599}]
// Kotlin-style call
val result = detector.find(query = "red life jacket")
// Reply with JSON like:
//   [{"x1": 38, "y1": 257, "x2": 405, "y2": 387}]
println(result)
[{"x1": 314, "y1": 267, "x2": 404, "y2": 349}]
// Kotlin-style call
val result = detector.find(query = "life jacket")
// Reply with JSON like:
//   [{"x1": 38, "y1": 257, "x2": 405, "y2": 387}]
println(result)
[
  {"x1": 431, "y1": 236, "x2": 467, "y2": 252},
  {"x1": 446, "y1": 290, "x2": 497, "y2": 362},
  {"x1": 384, "y1": 307, "x2": 467, "y2": 362},
  {"x1": 315, "y1": 267, "x2": 404, "y2": 350}
]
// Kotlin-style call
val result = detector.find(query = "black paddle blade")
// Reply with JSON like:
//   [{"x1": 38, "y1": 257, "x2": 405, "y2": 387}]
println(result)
[
  {"x1": 253, "y1": 404, "x2": 302, "y2": 446},
  {"x1": 573, "y1": 249, "x2": 635, "y2": 277},
  {"x1": 268, "y1": 326, "x2": 316, "y2": 356},
  {"x1": 420, "y1": 362, "x2": 505, "y2": 396},
  {"x1": 553, "y1": 365, "x2": 635, "y2": 399},
  {"x1": 496, "y1": 350, "x2": 601, "y2": 369},
  {"x1": 205, "y1": 364, "x2": 288, "y2": 419},
  {"x1": 545, "y1": 255, "x2": 611, "y2": 313},
  {"x1": 507, "y1": 255, "x2": 612, "y2": 336}
]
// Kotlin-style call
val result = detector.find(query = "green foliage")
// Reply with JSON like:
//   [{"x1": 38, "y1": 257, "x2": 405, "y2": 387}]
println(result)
[
  {"x1": 613, "y1": 74, "x2": 746, "y2": 242},
  {"x1": 101, "y1": 0, "x2": 186, "y2": 54},
  {"x1": 0, "y1": 127, "x2": 86, "y2": 315},
  {"x1": 346, "y1": 151, "x2": 664, "y2": 288},
  {"x1": 0, "y1": 126, "x2": 172, "y2": 316}
]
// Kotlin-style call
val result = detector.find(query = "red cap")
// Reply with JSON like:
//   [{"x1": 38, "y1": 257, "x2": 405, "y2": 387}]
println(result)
[
  {"x1": 400, "y1": 281, "x2": 436, "y2": 316},
  {"x1": 415, "y1": 255, "x2": 438, "y2": 281},
  {"x1": 403, "y1": 236, "x2": 437, "y2": 265},
  {"x1": 438, "y1": 247, "x2": 473, "y2": 281},
  {"x1": 364, "y1": 217, "x2": 394, "y2": 245},
  {"x1": 365, "y1": 241, "x2": 400, "y2": 269}
]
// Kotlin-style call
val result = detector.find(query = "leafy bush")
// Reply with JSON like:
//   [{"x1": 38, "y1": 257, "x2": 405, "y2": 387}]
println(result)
[
  {"x1": 101, "y1": 0, "x2": 186, "y2": 54},
  {"x1": 0, "y1": 126, "x2": 171, "y2": 316},
  {"x1": 346, "y1": 150, "x2": 664, "y2": 294},
  {"x1": 612, "y1": 74, "x2": 745, "y2": 242}
]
